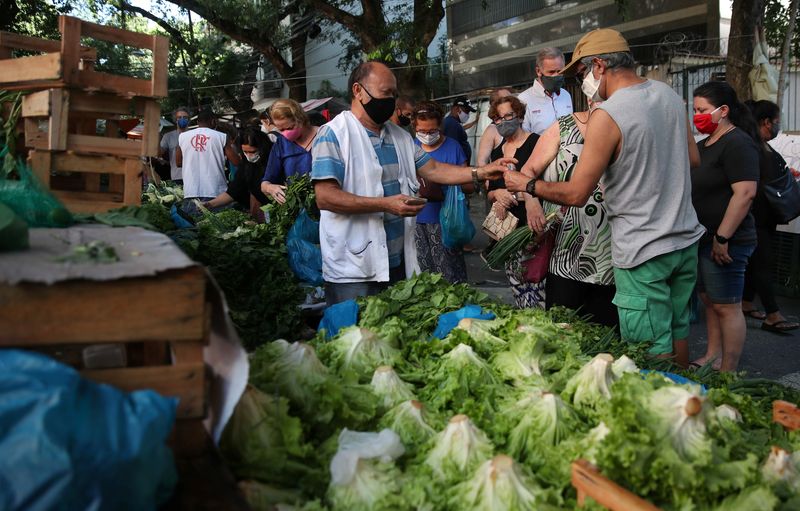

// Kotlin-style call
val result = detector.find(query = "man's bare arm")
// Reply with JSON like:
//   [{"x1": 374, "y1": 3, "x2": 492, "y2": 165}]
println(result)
[
  {"x1": 417, "y1": 158, "x2": 514, "y2": 185},
  {"x1": 315, "y1": 180, "x2": 424, "y2": 217}
]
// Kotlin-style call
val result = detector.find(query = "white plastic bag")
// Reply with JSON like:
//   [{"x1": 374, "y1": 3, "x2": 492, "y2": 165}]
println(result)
[{"x1": 329, "y1": 429, "x2": 405, "y2": 486}]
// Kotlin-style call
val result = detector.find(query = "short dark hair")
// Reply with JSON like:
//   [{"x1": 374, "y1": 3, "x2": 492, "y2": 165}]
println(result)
[
  {"x1": 197, "y1": 109, "x2": 216, "y2": 124},
  {"x1": 413, "y1": 100, "x2": 444, "y2": 124},
  {"x1": 347, "y1": 61, "x2": 383, "y2": 99}
]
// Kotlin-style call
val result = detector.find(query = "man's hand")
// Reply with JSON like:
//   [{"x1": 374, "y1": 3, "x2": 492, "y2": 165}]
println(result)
[
  {"x1": 262, "y1": 182, "x2": 287, "y2": 204},
  {"x1": 503, "y1": 170, "x2": 532, "y2": 193},
  {"x1": 478, "y1": 158, "x2": 518, "y2": 181},
  {"x1": 384, "y1": 194, "x2": 426, "y2": 217},
  {"x1": 525, "y1": 197, "x2": 546, "y2": 233}
]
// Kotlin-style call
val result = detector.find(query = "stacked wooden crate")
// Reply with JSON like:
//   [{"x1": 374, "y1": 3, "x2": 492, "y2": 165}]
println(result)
[{"x1": 0, "y1": 15, "x2": 168, "y2": 213}]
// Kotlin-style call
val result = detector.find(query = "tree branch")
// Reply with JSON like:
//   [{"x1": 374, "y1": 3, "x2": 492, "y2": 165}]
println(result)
[
  {"x1": 119, "y1": 1, "x2": 187, "y2": 47},
  {"x1": 165, "y1": 0, "x2": 294, "y2": 78},
  {"x1": 301, "y1": 0, "x2": 365, "y2": 43}
]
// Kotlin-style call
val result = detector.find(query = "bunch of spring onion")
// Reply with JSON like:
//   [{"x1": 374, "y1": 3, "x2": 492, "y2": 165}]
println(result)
[{"x1": 484, "y1": 211, "x2": 560, "y2": 270}]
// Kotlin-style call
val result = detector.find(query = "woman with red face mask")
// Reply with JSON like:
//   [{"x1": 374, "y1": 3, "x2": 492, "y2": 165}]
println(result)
[
  {"x1": 260, "y1": 99, "x2": 319, "y2": 204},
  {"x1": 690, "y1": 81, "x2": 760, "y2": 372}
]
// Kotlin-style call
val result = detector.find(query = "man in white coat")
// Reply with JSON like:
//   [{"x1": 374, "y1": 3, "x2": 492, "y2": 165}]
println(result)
[
  {"x1": 518, "y1": 47, "x2": 573, "y2": 135},
  {"x1": 311, "y1": 61, "x2": 511, "y2": 305}
]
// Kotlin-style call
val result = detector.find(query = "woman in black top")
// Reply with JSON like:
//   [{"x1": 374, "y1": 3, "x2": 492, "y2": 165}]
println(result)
[
  {"x1": 205, "y1": 128, "x2": 272, "y2": 217},
  {"x1": 741, "y1": 100, "x2": 799, "y2": 333},
  {"x1": 690, "y1": 81, "x2": 759, "y2": 372},
  {"x1": 486, "y1": 95, "x2": 541, "y2": 308}
]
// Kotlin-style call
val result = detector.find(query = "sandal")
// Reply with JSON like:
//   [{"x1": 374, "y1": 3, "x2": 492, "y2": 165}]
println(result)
[
  {"x1": 761, "y1": 320, "x2": 800, "y2": 334},
  {"x1": 742, "y1": 309, "x2": 767, "y2": 320}
]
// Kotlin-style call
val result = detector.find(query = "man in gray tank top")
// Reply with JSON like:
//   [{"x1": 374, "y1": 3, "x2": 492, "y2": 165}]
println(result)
[{"x1": 504, "y1": 29, "x2": 705, "y2": 367}]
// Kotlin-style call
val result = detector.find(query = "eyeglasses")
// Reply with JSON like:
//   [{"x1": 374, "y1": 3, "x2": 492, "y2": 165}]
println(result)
[{"x1": 491, "y1": 112, "x2": 517, "y2": 124}]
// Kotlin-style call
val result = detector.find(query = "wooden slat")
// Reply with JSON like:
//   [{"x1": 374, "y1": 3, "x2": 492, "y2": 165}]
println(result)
[
  {"x1": 0, "y1": 267, "x2": 207, "y2": 344},
  {"x1": 172, "y1": 341, "x2": 206, "y2": 365},
  {"x1": 53, "y1": 189, "x2": 124, "y2": 203},
  {"x1": 24, "y1": 118, "x2": 47, "y2": 149},
  {"x1": 57, "y1": 199, "x2": 123, "y2": 214},
  {"x1": 77, "y1": 17, "x2": 155, "y2": 50},
  {"x1": 151, "y1": 35, "x2": 169, "y2": 97},
  {"x1": 70, "y1": 91, "x2": 146, "y2": 115},
  {"x1": 0, "y1": 53, "x2": 61, "y2": 84},
  {"x1": 0, "y1": 31, "x2": 96, "y2": 60},
  {"x1": 142, "y1": 99, "x2": 160, "y2": 156},
  {"x1": 773, "y1": 400, "x2": 800, "y2": 431},
  {"x1": 77, "y1": 70, "x2": 153, "y2": 97},
  {"x1": 59, "y1": 16, "x2": 82, "y2": 85},
  {"x1": 572, "y1": 459, "x2": 661, "y2": 511},
  {"x1": 52, "y1": 153, "x2": 130, "y2": 174},
  {"x1": 82, "y1": 363, "x2": 206, "y2": 419},
  {"x1": 49, "y1": 88, "x2": 69, "y2": 150},
  {"x1": 123, "y1": 157, "x2": 143, "y2": 205},
  {"x1": 67, "y1": 133, "x2": 142, "y2": 157},
  {"x1": 21, "y1": 89, "x2": 52, "y2": 117},
  {"x1": 28, "y1": 150, "x2": 51, "y2": 187},
  {"x1": 84, "y1": 173, "x2": 101, "y2": 193}
]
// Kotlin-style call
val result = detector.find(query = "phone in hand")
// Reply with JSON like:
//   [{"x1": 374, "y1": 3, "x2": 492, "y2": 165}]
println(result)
[{"x1": 404, "y1": 197, "x2": 428, "y2": 206}]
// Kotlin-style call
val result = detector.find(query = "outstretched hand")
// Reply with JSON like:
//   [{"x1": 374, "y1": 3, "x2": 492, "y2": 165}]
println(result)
[
  {"x1": 478, "y1": 158, "x2": 518, "y2": 181},
  {"x1": 503, "y1": 170, "x2": 531, "y2": 193}
]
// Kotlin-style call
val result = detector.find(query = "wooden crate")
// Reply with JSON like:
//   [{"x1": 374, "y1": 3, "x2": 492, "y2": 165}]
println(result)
[
  {"x1": 21, "y1": 88, "x2": 161, "y2": 157},
  {"x1": 0, "y1": 15, "x2": 168, "y2": 98},
  {"x1": 0, "y1": 266, "x2": 209, "y2": 454},
  {"x1": 572, "y1": 459, "x2": 662, "y2": 511},
  {"x1": 773, "y1": 400, "x2": 800, "y2": 431},
  {"x1": 28, "y1": 149, "x2": 143, "y2": 213}
]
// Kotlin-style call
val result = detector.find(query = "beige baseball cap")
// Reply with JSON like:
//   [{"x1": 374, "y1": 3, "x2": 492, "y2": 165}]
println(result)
[{"x1": 560, "y1": 28, "x2": 631, "y2": 76}]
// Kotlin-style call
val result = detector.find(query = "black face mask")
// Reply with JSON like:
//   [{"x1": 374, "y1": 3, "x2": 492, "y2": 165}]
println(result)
[
  {"x1": 358, "y1": 82, "x2": 396, "y2": 125},
  {"x1": 540, "y1": 75, "x2": 564, "y2": 94},
  {"x1": 397, "y1": 113, "x2": 411, "y2": 127}
]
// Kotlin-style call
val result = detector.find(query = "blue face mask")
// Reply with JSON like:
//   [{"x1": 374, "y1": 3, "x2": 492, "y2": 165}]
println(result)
[{"x1": 177, "y1": 118, "x2": 189, "y2": 129}]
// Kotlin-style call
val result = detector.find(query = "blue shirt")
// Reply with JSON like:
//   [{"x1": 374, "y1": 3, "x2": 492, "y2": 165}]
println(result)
[
  {"x1": 312, "y1": 124, "x2": 431, "y2": 269},
  {"x1": 442, "y1": 115, "x2": 471, "y2": 164},
  {"x1": 414, "y1": 136, "x2": 467, "y2": 224},
  {"x1": 262, "y1": 133, "x2": 312, "y2": 184}
]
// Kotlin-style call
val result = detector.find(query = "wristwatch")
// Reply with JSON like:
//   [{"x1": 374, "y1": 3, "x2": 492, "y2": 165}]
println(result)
[
  {"x1": 471, "y1": 167, "x2": 481, "y2": 193},
  {"x1": 714, "y1": 233, "x2": 729, "y2": 244},
  {"x1": 525, "y1": 178, "x2": 537, "y2": 197}
]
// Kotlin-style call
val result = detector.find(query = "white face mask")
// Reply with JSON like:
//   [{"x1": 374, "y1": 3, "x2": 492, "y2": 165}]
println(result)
[
  {"x1": 581, "y1": 66, "x2": 603, "y2": 103},
  {"x1": 244, "y1": 152, "x2": 261, "y2": 163},
  {"x1": 458, "y1": 110, "x2": 470, "y2": 123},
  {"x1": 417, "y1": 131, "x2": 441, "y2": 146}
]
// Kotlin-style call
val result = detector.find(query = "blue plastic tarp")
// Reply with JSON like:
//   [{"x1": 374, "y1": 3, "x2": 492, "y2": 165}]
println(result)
[
  {"x1": 318, "y1": 299, "x2": 359, "y2": 339},
  {"x1": 431, "y1": 304, "x2": 496, "y2": 340},
  {"x1": 0, "y1": 350, "x2": 178, "y2": 511}
]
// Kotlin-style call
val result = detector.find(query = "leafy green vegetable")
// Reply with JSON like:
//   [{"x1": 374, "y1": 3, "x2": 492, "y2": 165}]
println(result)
[
  {"x1": 57, "y1": 240, "x2": 119, "y2": 264},
  {"x1": 562, "y1": 353, "x2": 616, "y2": 412},
  {"x1": 378, "y1": 400, "x2": 439, "y2": 449},
  {"x1": 423, "y1": 415, "x2": 494, "y2": 482},
  {"x1": 421, "y1": 343, "x2": 498, "y2": 414},
  {"x1": 219, "y1": 386, "x2": 318, "y2": 492},
  {"x1": 320, "y1": 327, "x2": 402, "y2": 383},
  {"x1": 370, "y1": 366, "x2": 415, "y2": 412},
  {"x1": 448, "y1": 455, "x2": 554, "y2": 511},
  {"x1": 502, "y1": 391, "x2": 581, "y2": 464}
]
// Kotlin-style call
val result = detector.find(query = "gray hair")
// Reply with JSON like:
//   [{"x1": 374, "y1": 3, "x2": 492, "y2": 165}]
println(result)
[
  {"x1": 580, "y1": 52, "x2": 635, "y2": 71},
  {"x1": 536, "y1": 47, "x2": 564, "y2": 68},
  {"x1": 173, "y1": 106, "x2": 190, "y2": 117}
]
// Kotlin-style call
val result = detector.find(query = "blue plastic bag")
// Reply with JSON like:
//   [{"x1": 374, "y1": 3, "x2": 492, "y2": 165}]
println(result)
[
  {"x1": 440, "y1": 185, "x2": 475, "y2": 249},
  {"x1": 318, "y1": 299, "x2": 360, "y2": 339},
  {"x1": 431, "y1": 304, "x2": 496, "y2": 339},
  {"x1": 287, "y1": 210, "x2": 323, "y2": 285},
  {"x1": 0, "y1": 350, "x2": 178, "y2": 511}
]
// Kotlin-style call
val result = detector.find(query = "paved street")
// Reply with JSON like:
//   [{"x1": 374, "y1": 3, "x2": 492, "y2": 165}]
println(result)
[{"x1": 463, "y1": 195, "x2": 800, "y2": 386}]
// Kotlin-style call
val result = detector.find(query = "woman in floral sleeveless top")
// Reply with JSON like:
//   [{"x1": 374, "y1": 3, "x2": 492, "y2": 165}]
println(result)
[{"x1": 520, "y1": 105, "x2": 617, "y2": 327}]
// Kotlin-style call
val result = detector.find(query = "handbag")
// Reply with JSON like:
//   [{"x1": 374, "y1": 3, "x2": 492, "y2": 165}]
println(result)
[
  {"x1": 522, "y1": 228, "x2": 555, "y2": 283},
  {"x1": 762, "y1": 168, "x2": 800, "y2": 224},
  {"x1": 481, "y1": 205, "x2": 519, "y2": 241}
]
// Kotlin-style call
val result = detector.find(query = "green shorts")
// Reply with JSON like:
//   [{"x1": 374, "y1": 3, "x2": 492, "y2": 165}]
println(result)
[{"x1": 612, "y1": 242, "x2": 698, "y2": 355}]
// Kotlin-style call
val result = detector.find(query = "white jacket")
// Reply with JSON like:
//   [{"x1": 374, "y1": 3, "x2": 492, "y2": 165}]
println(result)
[{"x1": 319, "y1": 111, "x2": 421, "y2": 283}]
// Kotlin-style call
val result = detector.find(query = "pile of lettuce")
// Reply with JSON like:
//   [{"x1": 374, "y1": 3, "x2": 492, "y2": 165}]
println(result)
[{"x1": 220, "y1": 273, "x2": 800, "y2": 511}]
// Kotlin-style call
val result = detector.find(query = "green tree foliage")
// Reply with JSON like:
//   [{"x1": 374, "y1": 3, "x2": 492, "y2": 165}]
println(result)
[
  {"x1": 0, "y1": 0, "x2": 71, "y2": 38},
  {"x1": 764, "y1": 0, "x2": 800, "y2": 60}
]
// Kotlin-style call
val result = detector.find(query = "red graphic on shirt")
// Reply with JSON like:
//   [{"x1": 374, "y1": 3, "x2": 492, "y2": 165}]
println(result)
[{"x1": 191, "y1": 134, "x2": 209, "y2": 152}]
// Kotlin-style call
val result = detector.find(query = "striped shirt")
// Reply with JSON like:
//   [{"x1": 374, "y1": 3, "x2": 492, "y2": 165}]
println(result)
[{"x1": 312, "y1": 125, "x2": 431, "y2": 268}]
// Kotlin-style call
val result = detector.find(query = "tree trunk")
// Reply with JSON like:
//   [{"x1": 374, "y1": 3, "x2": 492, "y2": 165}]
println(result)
[
  {"x1": 288, "y1": 14, "x2": 308, "y2": 102},
  {"x1": 395, "y1": 65, "x2": 428, "y2": 100},
  {"x1": 778, "y1": 0, "x2": 799, "y2": 110},
  {"x1": 726, "y1": 0, "x2": 765, "y2": 101}
]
